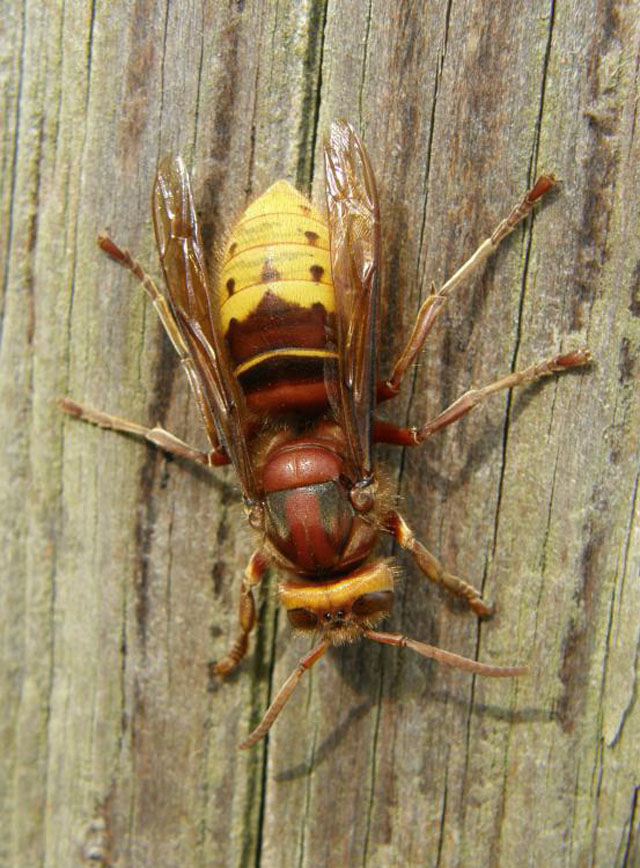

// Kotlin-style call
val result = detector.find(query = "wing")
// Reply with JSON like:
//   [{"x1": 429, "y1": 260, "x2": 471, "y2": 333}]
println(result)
[
  {"x1": 323, "y1": 122, "x2": 381, "y2": 483},
  {"x1": 152, "y1": 156, "x2": 259, "y2": 502}
]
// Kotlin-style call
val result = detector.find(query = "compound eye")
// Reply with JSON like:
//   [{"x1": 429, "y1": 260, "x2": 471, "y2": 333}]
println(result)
[
  {"x1": 287, "y1": 608, "x2": 319, "y2": 630},
  {"x1": 352, "y1": 591, "x2": 394, "y2": 618}
]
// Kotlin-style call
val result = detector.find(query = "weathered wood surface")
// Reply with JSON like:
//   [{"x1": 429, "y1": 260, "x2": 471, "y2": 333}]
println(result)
[{"x1": 1, "y1": 1, "x2": 638, "y2": 866}]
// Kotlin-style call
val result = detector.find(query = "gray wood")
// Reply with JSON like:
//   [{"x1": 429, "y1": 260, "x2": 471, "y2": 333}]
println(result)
[{"x1": 1, "y1": 1, "x2": 638, "y2": 866}]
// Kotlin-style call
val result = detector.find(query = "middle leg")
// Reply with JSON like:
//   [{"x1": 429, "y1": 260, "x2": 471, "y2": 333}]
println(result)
[
  {"x1": 374, "y1": 349, "x2": 590, "y2": 446},
  {"x1": 59, "y1": 397, "x2": 230, "y2": 466}
]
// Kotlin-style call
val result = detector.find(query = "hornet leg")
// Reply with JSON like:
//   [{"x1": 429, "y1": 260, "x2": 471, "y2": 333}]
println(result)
[
  {"x1": 60, "y1": 235, "x2": 228, "y2": 463},
  {"x1": 378, "y1": 175, "x2": 558, "y2": 402},
  {"x1": 59, "y1": 398, "x2": 229, "y2": 466},
  {"x1": 385, "y1": 510, "x2": 493, "y2": 617},
  {"x1": 214, "y1": 551, "x2": 270, "y2": 676},
  {"x1": 374, "y1": 350, "x2": 590, "y2": 446}
]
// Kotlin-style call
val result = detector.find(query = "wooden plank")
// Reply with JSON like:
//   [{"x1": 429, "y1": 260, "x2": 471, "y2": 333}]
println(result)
[{"x1": 1, "y1": 1, "x2": 638, "y2": 866}]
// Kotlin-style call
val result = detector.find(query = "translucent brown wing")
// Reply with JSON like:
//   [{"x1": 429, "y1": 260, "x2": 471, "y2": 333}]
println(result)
[
  {"x1": 324, "y1": 122, "x2": 381, "y2": 482},
  {"x1": 152, "y1": 157, "x2": 259, "y2": 501}
]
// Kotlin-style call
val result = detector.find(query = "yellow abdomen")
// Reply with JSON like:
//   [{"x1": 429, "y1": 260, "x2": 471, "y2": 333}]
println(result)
[{"x1": 218, "y1": 181, "x2": 337, "y2": 416}]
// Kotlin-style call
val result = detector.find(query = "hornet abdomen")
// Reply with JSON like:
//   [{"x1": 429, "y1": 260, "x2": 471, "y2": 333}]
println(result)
[{"x1": 218, "y1": 181, "x2": 337, "y2": 416}]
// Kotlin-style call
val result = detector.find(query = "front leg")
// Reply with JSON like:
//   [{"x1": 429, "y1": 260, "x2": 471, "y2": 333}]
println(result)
[
  {"x1": 385, "y1": 510, "x2": 493, "y2": 617},
  {"x1": 214, "y1": 550, "x2": 270, "y2": 676}
]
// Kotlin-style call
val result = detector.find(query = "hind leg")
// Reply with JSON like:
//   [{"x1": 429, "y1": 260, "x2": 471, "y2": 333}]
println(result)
[
  {"x1": 378, "y1": 175, "x2": 558, "y2": 403},
  {"x1": 61, "y1": 235, "x2": 228, "y2": 464}
]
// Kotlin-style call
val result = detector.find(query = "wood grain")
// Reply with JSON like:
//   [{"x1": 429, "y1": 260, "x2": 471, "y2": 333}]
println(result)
[{"x1": 1, "y1": 1, "x2": 638, "y2": 866}]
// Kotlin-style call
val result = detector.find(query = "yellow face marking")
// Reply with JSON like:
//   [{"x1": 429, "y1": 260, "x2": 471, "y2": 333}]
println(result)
[{"x1": 278, "y1": 562, "x2": 395, "y2": 611}]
